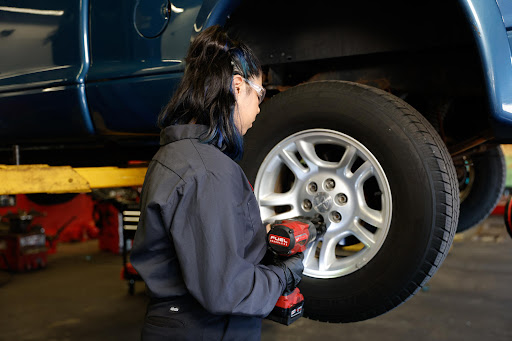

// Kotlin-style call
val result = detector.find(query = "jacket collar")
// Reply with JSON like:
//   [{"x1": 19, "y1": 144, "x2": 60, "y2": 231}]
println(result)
[{"x1": 160, "y1": 124, "x2": 209, "y2": 146}]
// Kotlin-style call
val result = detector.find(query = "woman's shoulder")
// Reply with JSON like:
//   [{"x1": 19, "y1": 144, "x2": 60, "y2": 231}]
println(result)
[
  {"x1": 194, "y1": 142, "x2": 240, "y2": 172},
  {"x1": 155, "y1": 138, "x2": 244, "y2": 184}
]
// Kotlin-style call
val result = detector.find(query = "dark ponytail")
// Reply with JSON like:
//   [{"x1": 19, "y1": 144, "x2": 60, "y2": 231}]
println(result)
[{"x1": 158, "y1": 25, "x2": 261, "y2": 161}]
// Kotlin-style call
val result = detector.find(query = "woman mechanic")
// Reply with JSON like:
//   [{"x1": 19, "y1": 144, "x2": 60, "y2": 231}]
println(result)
[{"x1": 130, "y1": 25, "x2": 304, "y2": 340}]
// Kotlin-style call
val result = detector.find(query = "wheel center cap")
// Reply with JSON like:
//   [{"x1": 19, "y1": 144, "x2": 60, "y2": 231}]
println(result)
[{"x1": 313, "y1": 192, "x2": 332, "y2": 213}]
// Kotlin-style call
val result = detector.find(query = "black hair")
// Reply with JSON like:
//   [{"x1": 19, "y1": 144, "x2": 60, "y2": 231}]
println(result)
[{"x1": 158, "y1": 25, "x2": 262, "y2": 161}]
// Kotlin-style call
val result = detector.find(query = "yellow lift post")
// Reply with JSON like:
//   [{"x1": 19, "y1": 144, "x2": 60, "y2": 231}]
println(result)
[{"x1": 0, "y1": 164, "x2": 148, "y2": 195}]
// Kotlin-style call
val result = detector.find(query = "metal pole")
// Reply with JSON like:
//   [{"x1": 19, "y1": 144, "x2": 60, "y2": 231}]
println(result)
[{"x1": 12, "y1": 145, "x2": 20, "y2": 165}]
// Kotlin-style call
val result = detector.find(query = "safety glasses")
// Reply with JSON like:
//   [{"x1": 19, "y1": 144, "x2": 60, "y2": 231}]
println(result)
[{"x1": 243, "y1": 77, "x2": 266, "y2": 104}]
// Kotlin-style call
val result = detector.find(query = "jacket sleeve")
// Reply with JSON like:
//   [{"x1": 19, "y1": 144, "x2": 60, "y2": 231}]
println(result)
[{"x1": 166, "y1": 170, "x2": 286, "y2": 317}]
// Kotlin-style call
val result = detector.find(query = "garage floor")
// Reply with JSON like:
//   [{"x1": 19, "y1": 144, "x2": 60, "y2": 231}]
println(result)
[{"x1": 1, "y1": 215, "x2": 511, "y2": 341}]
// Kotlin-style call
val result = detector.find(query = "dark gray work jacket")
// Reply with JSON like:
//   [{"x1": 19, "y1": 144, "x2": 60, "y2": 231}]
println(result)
[{"x1": 130, "y1": 124, "x2": 286, "y2": 318}]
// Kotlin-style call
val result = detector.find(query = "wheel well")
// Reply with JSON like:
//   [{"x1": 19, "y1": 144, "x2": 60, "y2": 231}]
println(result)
[{"x1": 225, "y1": 0, "x2": 492, "y2": 147}]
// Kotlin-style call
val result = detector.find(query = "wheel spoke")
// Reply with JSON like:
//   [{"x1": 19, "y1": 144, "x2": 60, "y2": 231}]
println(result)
[
  {"x1": 353, "y1": 161, "x2": 373, "y2": 187},
  {"x1": 303, "y1": 238, "x2": 319, "y2": 268},
  {"x1": 264, "y1": 209, "x2": 302, "y2": 223},
  {"x1": 278, "y1": 149, "x2": 308, "y2": 179},
  {"x1": 338, "y1": 145, "x2": 358, "y2": 171},
  {"x1": 259, "y1": 192, "x2": 296, "y2": 208},
  {"x1": 350, "y1": 221, "x2": 376, "y2": 248},
  {"x1": 295, "y1": 140, "x2": 324, "y2": 170},
  {"x1": 318, "y1": 234, "x2": 338, "y2": 271},
  {"x1": 357, "y1": 203, "x2": 384, "y2": 228}
]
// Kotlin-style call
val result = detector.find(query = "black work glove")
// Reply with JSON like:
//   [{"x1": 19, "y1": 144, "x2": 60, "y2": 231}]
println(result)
[{"x1": 273, "y1": 252, "x2": 304, "y2": 293}]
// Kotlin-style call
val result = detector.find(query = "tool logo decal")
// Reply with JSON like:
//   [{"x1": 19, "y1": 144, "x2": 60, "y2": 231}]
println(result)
[
  {"x1": 269, "y1": 234, "x2": 290, "y2": 247},
  {"x1": 290, "y1": 304, "x2": 303, "y2": 318},
  {"x1": 295, "y1": 233, "x2": 308, "y2": 243}
]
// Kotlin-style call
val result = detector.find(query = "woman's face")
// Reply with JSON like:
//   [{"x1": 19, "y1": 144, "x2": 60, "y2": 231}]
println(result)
[{"x1": 233, "y1": 74, "x2": 264, "y2": 135}]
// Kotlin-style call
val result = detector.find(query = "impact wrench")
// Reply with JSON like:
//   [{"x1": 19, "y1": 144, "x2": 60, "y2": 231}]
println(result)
[{"x1": 266, "y1": 215, "x2": 326, "y2": 325}]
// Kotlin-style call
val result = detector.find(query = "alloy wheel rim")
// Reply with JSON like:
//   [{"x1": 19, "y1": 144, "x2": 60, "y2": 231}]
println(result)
[{"x1": 254, "y1": 129, "x2": 392, "y2": 279}]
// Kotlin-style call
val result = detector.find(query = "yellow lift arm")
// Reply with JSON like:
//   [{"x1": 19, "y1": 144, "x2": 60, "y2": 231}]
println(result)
[{"x1": 0, "y1": 164, "x2": 147, "y2": 195}]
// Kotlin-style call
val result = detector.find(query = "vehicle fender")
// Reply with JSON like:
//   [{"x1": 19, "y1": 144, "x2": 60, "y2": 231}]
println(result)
[
  {"x1": 194, "y1": 0, "x2": 241, "y2": 32},
  {"x1": 458, "y1": 0, "x2": 512, "y2": 140}
]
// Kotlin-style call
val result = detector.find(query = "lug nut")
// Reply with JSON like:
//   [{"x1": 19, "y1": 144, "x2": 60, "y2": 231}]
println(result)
[
  {"x1": 330, "y1": 211, "x2": 342, "y2": 223},
  {"x1": 308, "y1": 182, "x2": 318, "y2": 193},
  {"x1": 303, "y1": 199, "x2": 312, "y2": 211},
  {"x1": 325, "y1": 178, "x2": 335, "y2": 190},
  {"x1": 335, "y1": 193, "x2": 348, "y2": 205}
]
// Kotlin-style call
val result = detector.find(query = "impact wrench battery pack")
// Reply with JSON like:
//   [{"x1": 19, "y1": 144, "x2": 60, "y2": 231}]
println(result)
[{"x1": 267, "y1": 287, "x2": 305, "y2": 325}]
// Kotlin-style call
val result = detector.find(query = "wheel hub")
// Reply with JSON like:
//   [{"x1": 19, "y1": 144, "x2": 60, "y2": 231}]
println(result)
[{"x1": 312, "y1": 192, "x2": 332, "y2": 213}]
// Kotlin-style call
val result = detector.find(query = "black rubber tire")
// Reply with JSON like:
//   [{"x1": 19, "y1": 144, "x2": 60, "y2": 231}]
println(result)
[
  {"x1": 240, "y1": 81, "x2": 459, "y2": 323},
  {"x1": 456, "y1": 146, "x2": 506, "y2": 233}
]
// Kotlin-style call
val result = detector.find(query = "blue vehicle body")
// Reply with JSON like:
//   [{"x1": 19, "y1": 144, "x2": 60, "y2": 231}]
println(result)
[
  {"x1": 459, "y1": 0, "x2": 512, "y2": 139},
  {"x1": 0, "y1": 0, "x2": 511, "y2": 158},
  {"x1": 0, "y1": 1, "x2": 92, "y2": 138},
  {"x1": 1, "y1": 0, "x2": 184, "y2": 139},
  {"x1": 0, "y1": 0, "x2": 242, "y2": 141}
]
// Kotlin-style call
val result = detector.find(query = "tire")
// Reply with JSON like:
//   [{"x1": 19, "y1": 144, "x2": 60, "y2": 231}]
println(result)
[
  {"x1": 240, "y1": 81, "x2": 459, "y2": 322},
  {"x1": 455, "y1": 146, "x2": 506, "y2": 233}
]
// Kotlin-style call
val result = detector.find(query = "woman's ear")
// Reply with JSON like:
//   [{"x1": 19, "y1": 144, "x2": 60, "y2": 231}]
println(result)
[{"x1": 232, "y1": 75, "x2": 244, "y2": 95}]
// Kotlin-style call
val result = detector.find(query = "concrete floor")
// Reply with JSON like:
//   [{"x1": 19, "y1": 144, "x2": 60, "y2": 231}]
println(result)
[{"x1": 0, "y1": 216, "x2": 511, "y2": 341}]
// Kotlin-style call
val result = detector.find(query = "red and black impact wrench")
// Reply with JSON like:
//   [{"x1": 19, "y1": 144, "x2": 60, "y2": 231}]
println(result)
[{"x1": 266, "y1": 215, "x2": 326, "y2": 325}]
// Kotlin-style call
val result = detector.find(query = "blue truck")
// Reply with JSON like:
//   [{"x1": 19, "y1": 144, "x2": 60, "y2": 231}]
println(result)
[{"x1": 1, "y1": 0, "x2": 511, "y2": 323}]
